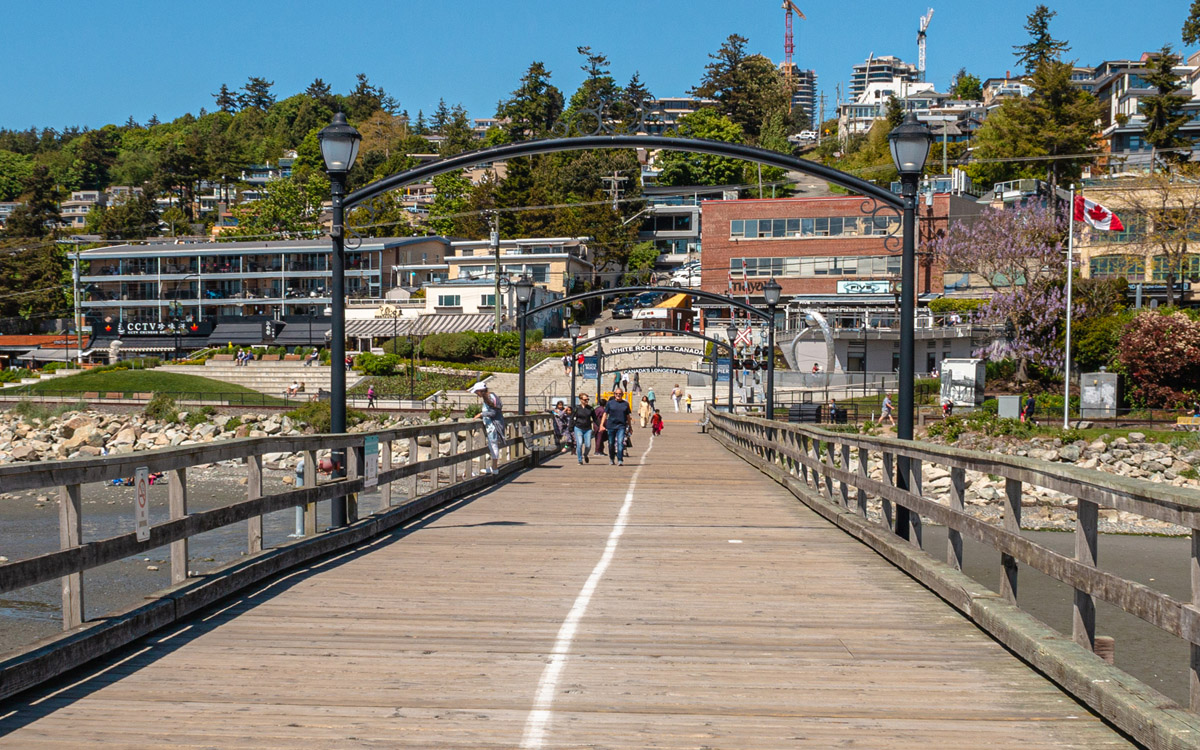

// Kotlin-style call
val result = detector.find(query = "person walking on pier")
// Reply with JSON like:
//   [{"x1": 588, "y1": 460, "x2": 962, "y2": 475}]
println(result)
[
  {"x1": 647, "y1": 387, "x2": 656, "y2": 411},
  {"x1": 686, "y1": 393, "x2": 692, "y2": 413},
  {"x1": 671, "y1": 384, "x2": 683, "y2": 412},
  {"x1": 600, "y1": 388, "x2": 631, "y2": 466},
  {"x1": 638, "y1": 395, "x2": 651, "y2": 428},
  {"x1": 651, "y1": 409, "x2": 664, "y2": 436},
  {"x1": 882, "y1": 394, "x2": 895, "y2": 426},
  {"x1": 367, "y1": 385, "x2": 376, "y2": 409},
  {"x1": 469, "y1": 381, "x2": 505, "y2": 475},
  {"x1": 572, "y1": 394, "x2": 595, "y2": 464}
]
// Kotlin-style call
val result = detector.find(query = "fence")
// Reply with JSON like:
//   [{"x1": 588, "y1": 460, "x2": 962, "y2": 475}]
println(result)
[
  {"x1": 705, "y1": 408, "x2": 1200, "y2": 749},
  {"x1": 0, "y1": 413, "x2": 554, "y2": 702}
]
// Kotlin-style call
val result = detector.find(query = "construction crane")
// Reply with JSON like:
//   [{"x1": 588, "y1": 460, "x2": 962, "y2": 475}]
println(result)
[
  {"x1": 917, "y1": 8, "x2": 934, "y2": 82},
  {"x1": 781, "y1": 1, "x2": 805, "y2": 112}
]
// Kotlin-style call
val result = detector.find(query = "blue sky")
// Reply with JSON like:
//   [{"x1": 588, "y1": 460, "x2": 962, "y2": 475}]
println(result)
[{"x1": 0, "y1": 0, "x2": 1191, "y2": 130}]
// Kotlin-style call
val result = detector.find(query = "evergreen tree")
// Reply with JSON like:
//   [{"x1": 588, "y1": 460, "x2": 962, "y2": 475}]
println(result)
[
  {"x1": 432, "y1": 99, "x2": 451, "y2": 133},
  {"x1": 413, "y1": 110, "x2": 428, "y2": 135},
  {"x1": 4, "y1": 165, "x2": 60, "y2": 238},
  {"x1": 238, "y1": 77, "x2": 276, "y2": 110},
  {"x1": 949, "y1": 69, "x2": 983, "y2": 100},
  {"x1": 213, "y1": 84, "x2": 239, "y2": 113},
  {"x1": 691, "y1": 34, "x2": 789, "y2": 141},
  {"x1": 619, "y1": 72, "x2": 653, "y2": 122},
  {"x1": 885, "y1": 96, "x2": 905, "y2": 128},
  {"x1": 439, "y1": 106, "x2": 476, "y2": 157},
  {"x1": 1013, "y1": 5, "x2": 1070, "y2": 75},
  {"x1": 1141, "y1": 45, "x2": 1192, "y2": 164},
  {"x1": 147, "y1": 114, "x2": 160, "y2": 127},
  {"x1": 1184, "y1": 0, "x2": 1200, "y2": 46},
  {"x1": 496, "y1": 61, "x2": 564, "y2": 140},
  {"x1": 568, "y1": 46, "x2": 622, "y2": 114}
]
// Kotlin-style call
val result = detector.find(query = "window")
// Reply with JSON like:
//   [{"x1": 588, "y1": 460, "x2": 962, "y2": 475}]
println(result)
[
  {"x1": 729, "y1": 254, "x2": 902, "y2": 279},
  {"x1": 1152, "y1": 254, "x2": 1200, "y2": 282},
  {"x1": 1093, "y1": 213, "x2": 1145, "y2": 243},
  {"x1": 481, "y1": 294, "x2": 496, "y2": 307},
  {"x1": 1089, "y1": 254, "x2": 1144, "y2": 280},
  {"x1": 437, "y1": 295, "x2": 461, "y2": 307}
]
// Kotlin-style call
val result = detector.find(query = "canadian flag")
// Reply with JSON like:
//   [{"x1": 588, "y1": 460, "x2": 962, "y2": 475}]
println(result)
[{"x1": 1074, "y1": 195, "x2": 1124, "y2": 232}]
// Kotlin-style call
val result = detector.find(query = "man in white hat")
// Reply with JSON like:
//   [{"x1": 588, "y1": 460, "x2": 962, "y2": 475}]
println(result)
[{"x1": 470, "y1": 381, "x2": 505, "y2": 475}]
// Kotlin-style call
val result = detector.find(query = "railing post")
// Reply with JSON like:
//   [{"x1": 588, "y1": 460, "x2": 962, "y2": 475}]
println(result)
[
  {"x1": 247, "y1": 454, "x2": 263, "y2": 554},
  {"x1": 58, "y1": 483, "x2": 83, "y2": 630},
  {"x1": 346, "y1": 442, "x2": 361, "y2": 522},
  {"x1": 839, "y1": 443, "x2": 851, "y2": 508},
  {"x1": 799, "y1": 435, "x2": 811, "y2": 486},
  {"x1": 909, "y1": 459, "x2": 923, "y2": 549},
  {"x1": 450, "y1": 428, "x2": 461, "y2": 484},
  {"x1": 855, "y1": 447, "x2": 868, "y2": 517},
  {"x1": 1001, "y1": 477, "x2": 1022, "y2": 604},
  {"x1": 881, "y1": 452, "x2": 895, "y2": 530},
  {"x1": 408, "y1": 434, "x2": 420, "y2": 500},
  {"x1": 303, "y1": 449, "x2": 317, "y2": 535},
  {"x1": 1074, "y1": 499, "x2": 1098, "y2": 653},
  {"x1": 380, "y1": 438, "x2": 393, "y2": 507},
  {"x1": 947, "y1": 467, "x2": 965, "y2": 571},
  {"x1": 169, "y1": 468, "x2": 188, "y2": 584}
]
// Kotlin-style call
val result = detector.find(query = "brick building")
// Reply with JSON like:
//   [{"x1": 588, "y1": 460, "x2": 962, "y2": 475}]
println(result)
[{"x1": 700, "y1": 194, "x2": 982, "y2": 305}]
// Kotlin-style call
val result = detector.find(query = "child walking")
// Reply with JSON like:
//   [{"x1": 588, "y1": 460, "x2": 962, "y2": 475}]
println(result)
[{"x1": 651, "y1": 409, "x2": 664, "y2": 436}]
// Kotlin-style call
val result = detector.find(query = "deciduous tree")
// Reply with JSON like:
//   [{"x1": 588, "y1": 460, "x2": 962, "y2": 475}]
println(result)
[
  {"x1": 1110, "y1": 169, "x2": 1200, "y2": 307},
  {"x1": 1116, "y1": 310, "x2": 1200, "y2": 407}
]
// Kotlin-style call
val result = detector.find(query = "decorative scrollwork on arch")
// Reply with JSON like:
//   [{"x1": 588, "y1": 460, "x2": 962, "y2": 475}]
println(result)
[
  {"x1": 859, "y1": 197, "x2": 904, "y2": 253},
  {"x1": 345, "y1": 194, "x2": 402, "y2": 250},
  {"x1": 549, "y1": 105, "x2": 680, "y2": 139}
]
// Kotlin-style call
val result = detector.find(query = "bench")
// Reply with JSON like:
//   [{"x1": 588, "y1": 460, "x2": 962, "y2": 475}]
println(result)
[
  {"x1": 211, "y1": 354, "x2": 235, "y2": 361},
  {"x1": 1177, "y1": 416, "x2": 1200, "y2": 431}
]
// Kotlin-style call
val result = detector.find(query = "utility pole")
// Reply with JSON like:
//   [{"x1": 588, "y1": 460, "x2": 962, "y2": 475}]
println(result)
[
  {"x1": 490, "y1": 212, "x2": 501, "y2": 333},
  {"x1": 818, "y1": 93, "x2": 826, "y2": 142},
  {"x1": 601, "y1": 171, "x2": 627, "y2": 210}
]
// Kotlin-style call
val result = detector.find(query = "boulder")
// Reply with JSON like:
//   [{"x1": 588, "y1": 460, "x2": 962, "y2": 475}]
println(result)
[
  {"x1": 1058, "y1": 445, "x2": 1081, "y2": 462},
  {"x1": 235, "y1": 424, "x2": 251, "y2": 439},
  {"x1": 63, "y1": 425, "x2": 105, "y2": 451},
  {"x1": 111, "y1": 427, "x2": 139, "y2": 446},
  {"x1": 10, "y1": 445, "x2": 38, "y2": 461},
  {"x1": 1128, "y1": 432, "x2": 1146, "y2": 443}
]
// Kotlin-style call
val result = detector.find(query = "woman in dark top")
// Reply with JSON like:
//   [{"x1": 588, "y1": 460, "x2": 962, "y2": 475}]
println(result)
[
  {"x1": 594, "y1": 397, "x2": 607, "y2": 457},
  {"x1": 572, "y1": 394, "x2": 596, "y2": 464}
]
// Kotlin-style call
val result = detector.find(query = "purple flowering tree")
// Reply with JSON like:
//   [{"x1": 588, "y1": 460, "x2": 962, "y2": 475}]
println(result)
[{"x1": 929, "y1": 203, "x2": 1068, "y2": 381}]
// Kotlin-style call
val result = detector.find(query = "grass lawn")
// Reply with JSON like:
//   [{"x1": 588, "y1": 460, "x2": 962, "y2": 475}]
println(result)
[
  {"x1": 16, "y1": 370, "x2": 284, "y2": 405},
  {"x1": 350, "y1": 372, "x2": 476, "y2": 400}
]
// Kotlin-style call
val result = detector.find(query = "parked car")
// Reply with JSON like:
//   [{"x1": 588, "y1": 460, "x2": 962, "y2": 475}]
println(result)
[
  {"x1": 612, "y1": 297, "x2": 637, "y2": 318},
  {"x1": 635, "y1": 291, "x2": 669, "y2": 308},
  {"x1": 671, "y1": 268, "x2": 701, "y2": 288}
]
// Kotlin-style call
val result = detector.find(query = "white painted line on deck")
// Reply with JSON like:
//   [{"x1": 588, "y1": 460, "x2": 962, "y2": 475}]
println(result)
[{"x1": 519, "y1": 436, "x2": 655, "y2": 749}]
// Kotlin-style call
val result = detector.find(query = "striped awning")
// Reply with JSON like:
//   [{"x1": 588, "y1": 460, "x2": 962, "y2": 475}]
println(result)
[
  {"x1": 16, "y1": 347, "x2": 92, "y2": 362},
  {"x1": 346, "y1": 318, "x2": 416, "y2": 338},
  {"x1": 345, "y1": 314, "x2": 497, "y2": 338}
]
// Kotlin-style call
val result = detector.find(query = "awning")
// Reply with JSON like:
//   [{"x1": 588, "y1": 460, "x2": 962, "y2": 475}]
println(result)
[
  {"x1": 411, "y1": 313, "x2": 495, "y2": 335},
  {"x1": 655, "y1": 293, "x2": 692, "y2": 309},
  {"x1": 91, "y1": 336, "x2": 192, "y2": 352},
  {"x1": 207, "y1": 322, "x2": 265, "y2": 346},
  {"x1": 15, "y1": 347, "x2": 92, "y2": 362},
  {"x1": 346, "y1": 318, "x2": 416, "y2": 339},
  {"x1": 274, "y1": 320, "x2": 332, "y2": 346}
]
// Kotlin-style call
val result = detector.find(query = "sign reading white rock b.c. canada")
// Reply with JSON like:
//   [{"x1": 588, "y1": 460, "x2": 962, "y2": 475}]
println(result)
[{"x1": 135, "y1": 467, "x2": 150, "y2": 542}]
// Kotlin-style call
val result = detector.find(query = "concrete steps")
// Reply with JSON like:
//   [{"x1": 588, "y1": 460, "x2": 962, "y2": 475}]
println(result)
[{"x1": 159, "y1": 361, "x2": 363, "y2": 395}]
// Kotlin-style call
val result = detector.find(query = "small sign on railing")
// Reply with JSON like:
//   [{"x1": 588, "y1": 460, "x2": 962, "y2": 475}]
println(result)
[
  {"x1": 134, "y1": 467, "x2": 150, "y2": 541},
  {"x1": 363, "y1": 436, "x2": 379, "y2": 488}
]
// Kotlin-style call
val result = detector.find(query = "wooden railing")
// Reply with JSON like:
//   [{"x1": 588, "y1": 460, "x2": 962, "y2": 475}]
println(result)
[
  {"x1": 706, "y1": 409, "x2": 1200, "y2": 750},
  {"x1": 0, "y1": 414, "x2": 553, "y2": 701}
]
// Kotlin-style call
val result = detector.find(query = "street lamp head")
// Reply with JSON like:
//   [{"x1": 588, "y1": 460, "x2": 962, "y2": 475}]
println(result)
[
  {"x1": 568, "y1": 323, "x2": 581, "y2": 339},
  {"x1": 762, "y1": 277, "x2": 782, "y2": 307},
  {"x1": 514, "y1": 274, "x2": 534, "y2": 305},
  {"x1": 888, "y1": 113, "x2": 933, "y2": 178},
  {"x1": 726, "y1": 324, "x2": 738, "y2": 343},
  {"x1": 318, "y1": 113, "x2": 362, "y2": 176}
]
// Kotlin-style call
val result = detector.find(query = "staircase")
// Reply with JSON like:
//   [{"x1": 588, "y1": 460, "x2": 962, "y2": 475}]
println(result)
[{"x1": 158, "y1": 360, "x2": 364, "y2": 395}]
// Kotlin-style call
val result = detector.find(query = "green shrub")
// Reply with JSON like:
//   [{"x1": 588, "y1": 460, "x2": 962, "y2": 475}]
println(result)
[
  {"x1": 1060, "y1": 427, "x2": 1086, "y2": 444},
  {"x1": 464, "y1": 403, "x2": 481, "y2": 418},
  {"x1": 185, "y1": 405, "x2": 216, "y2": 427},
  {"x1": 144, "y1": 393, "x2": 179, "y2": 422},
  {"x1": 224, "y1": 416, "x2": 243, "y2": 432},
  {"x1": 981, "y1": 398, "x2": 998, "y2": 414},
  {"x1": 0, "y1": 368, "x2": 34, "y2": 383},
  {"x1": 422, "y1": 332, "x2": 477, "y2": 362},
  {"x1": 986, "y1": 359, "x2": 1017, "y2": 381},
  {"x1": 381, "y1": 337, "x2": 413, "y2": 357},
  {"x1": 1180, "y1": 467, "x2": 1199, "y2": 481},
  {"x1": 928, "y1": 298, "x2": 985, "y2": 315},
  {"x1": 285, "y1": 401, "x2": 366, "y2": 432},
  {"x1": 355, "y1": 352, "x2": 401, "y2": 376},
  {"x1": 427, "y1": 406, "x2": 453, "y2": 421}
]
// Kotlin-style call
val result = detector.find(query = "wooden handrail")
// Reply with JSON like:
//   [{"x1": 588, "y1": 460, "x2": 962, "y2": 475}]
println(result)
[{"x1": 705, "y1": 408, "x2": 1200, "y2": 747}]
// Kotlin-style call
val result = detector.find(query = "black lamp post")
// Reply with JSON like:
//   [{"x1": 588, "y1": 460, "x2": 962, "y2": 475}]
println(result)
[
  {"x1": 726, "y1": 323, "x2": 738, "y2": 412},
  {"x1": 887, "y1": 112, "x2": 932, "y2": 541},
  {"x1": 514, "y1": 275, "x2": 534, "y2": 415},
  {"x1": 319, "y1": 112, "x2": 361, "y2": 528},
  {"x1": 568, "y1": 323, "x2": 581, "y2": 410},
  {"x1": 762, "y1": 277, "x2": 782, "y2": 419}
]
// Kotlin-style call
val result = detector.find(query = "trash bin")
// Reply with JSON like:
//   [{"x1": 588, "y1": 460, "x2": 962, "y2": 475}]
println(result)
[
  {"x1": 834, "y1": 408, "x2": 848, "y2": 424},
  {"x1": 998, "y1": 395, "x2": 1020, "y2": 420}
]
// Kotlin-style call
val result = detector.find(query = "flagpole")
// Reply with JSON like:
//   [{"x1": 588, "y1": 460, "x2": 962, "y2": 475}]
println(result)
[{"x1": 1064, "y1": 184, "x2": 1075, "y2": 430}]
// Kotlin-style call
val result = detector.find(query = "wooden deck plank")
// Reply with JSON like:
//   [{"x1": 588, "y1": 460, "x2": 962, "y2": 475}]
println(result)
[{"x1": 0, "y1": 419, "x2": 1133, "y2": 748}]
